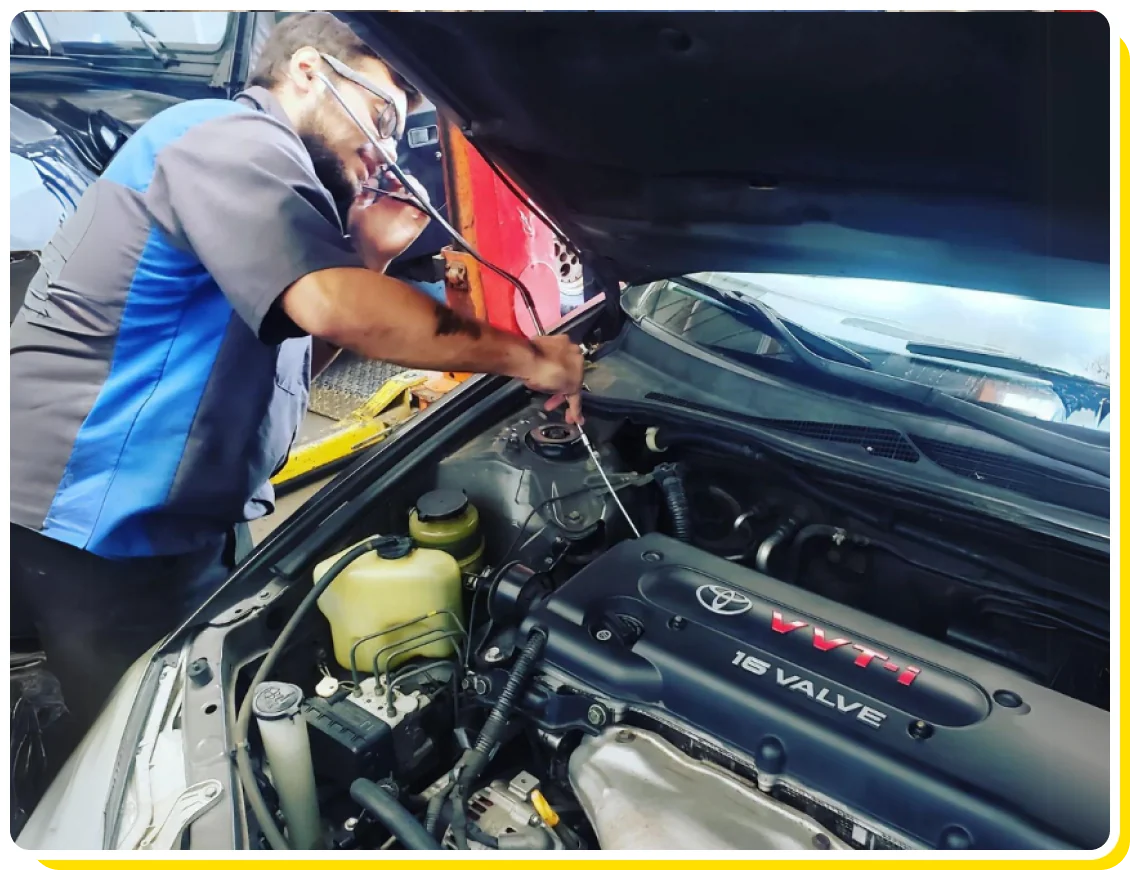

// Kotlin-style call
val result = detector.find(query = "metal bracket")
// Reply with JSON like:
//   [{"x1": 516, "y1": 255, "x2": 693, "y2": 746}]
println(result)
[
  {"x1": 138, "y1": 780, "x2": 223, "y2": 850},
  {"x1": 581, "y1": 470, "x2": 654, "y2": 494}
]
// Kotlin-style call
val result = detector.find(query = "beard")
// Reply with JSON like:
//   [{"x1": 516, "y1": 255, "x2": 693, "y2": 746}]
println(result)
[{"x1": 300, "y1": 125, "x2": 356, "y2": 228}]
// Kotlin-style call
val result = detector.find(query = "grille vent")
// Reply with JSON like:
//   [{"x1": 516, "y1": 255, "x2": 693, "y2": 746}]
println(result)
[{"x1": 645, "y1": 392, "x2": 920, "y2": 463}]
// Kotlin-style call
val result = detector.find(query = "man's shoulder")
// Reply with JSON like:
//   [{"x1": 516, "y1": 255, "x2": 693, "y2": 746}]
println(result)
[
  {"x1": 143, "y1": 97, "x2": 294, "y2": 147},
  {"x1": 107, "y1": 97, "x2": 301, "y2": 193}
]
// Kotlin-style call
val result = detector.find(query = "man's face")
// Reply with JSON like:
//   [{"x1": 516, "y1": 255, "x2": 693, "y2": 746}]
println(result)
[{"x1": 298, "y1": 55, "x2": 409, "y2": 223}]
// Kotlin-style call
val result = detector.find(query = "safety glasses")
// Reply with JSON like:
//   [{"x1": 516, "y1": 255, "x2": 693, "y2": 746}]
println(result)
[{"x1": 320, "y1": 53, "x2": 402, "y2": 141}]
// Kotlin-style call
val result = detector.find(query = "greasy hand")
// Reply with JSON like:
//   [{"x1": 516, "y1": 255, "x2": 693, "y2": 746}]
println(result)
[
  {"x1": 348, "y1": 173, "x2": 431, "y2": 270},
  {"x1": 524, "y1": 335, "x2": 586, "y2": 425}
]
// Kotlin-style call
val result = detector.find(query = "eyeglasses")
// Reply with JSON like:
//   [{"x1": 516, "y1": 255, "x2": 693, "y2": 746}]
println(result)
[{"x1": 320, "y1": 53, "x2": 402, "y2": 141}]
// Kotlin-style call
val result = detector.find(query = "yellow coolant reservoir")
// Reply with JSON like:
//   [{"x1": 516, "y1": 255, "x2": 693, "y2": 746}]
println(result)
[{"x1": 314, "y1": 536, "x2": 463, "y2": 674}]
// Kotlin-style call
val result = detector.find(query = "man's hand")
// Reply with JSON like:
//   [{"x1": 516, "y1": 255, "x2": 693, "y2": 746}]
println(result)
[
  {"x1": 348, "y1": 173, "x2": 431, "y2": 272},
  {"x1": 524, "y1": 335, "x2": 586, "y2": 425}
]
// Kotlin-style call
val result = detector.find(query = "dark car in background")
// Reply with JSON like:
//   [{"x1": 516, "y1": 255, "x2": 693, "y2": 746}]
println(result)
[{"x1": 9, "y1": 11, "x2": 449, "y2": 323}]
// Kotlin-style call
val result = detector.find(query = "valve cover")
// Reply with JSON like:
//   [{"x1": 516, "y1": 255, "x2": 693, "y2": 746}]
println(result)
[{"x1": 520, "y1": 534, "x2": 1109, "y2": 850}]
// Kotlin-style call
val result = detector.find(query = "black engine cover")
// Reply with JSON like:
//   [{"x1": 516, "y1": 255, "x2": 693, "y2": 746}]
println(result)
[{"x1": 519, "y1": 534, "x2": 1109, "y2": 850}]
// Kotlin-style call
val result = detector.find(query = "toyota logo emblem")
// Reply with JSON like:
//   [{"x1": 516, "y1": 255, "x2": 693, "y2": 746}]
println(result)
[{"x1": 696, "y1": 584, "x2": 753, "y2": 616}]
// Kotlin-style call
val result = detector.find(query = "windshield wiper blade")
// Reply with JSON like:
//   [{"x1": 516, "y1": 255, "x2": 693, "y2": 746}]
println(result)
[
  {"x1": 670, "y1": 278, "x2": 1110, "y2": 478},
  {"x1": 674, "y1": 276, "x2": 873, "y2": 370},
  {"x1": 124, "y1": 12, "x2": 175, "y2": 67}
]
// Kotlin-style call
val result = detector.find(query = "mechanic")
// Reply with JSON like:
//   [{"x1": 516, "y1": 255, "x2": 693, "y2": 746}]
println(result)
[{"x1": 9, "y1": 12, "x2": 585, "y2": 741}]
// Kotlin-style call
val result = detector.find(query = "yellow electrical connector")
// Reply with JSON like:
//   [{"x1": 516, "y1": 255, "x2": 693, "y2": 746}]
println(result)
[{"x1": 529, "y1": 790, "x2": 559, "y2": 828}]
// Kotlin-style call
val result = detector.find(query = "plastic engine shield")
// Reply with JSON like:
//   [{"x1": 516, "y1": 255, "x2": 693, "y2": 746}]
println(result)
[{"x1": 520, "y1": 534, "x2": 1109, "y2": 850}]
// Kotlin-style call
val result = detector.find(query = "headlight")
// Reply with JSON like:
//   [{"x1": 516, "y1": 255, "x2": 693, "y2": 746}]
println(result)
[
  {"x1": 16, "y1": 652, "x2": 157, "y2": 850},
  {"x1": 977, "y1": 379, "x2": 1064, "y2": 422}
]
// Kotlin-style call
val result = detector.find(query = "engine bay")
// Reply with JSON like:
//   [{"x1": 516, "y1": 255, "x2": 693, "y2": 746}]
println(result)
[{"x1": 236, "y1": 401, "x2": 1110, "y2": 851}]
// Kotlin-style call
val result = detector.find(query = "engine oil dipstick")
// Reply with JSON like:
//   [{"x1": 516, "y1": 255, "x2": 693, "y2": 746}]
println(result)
[
  {"x1": 530, "y1": 790, "x2": 560, "y2": 828},
  {"x1": 578, "y1": 425, "x2": 641, "y2": 538}
]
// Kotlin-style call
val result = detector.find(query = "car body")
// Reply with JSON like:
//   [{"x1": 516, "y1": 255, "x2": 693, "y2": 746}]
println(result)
[{"x1": 17, "y1": 11, "x2": 1111, "y2": 854}]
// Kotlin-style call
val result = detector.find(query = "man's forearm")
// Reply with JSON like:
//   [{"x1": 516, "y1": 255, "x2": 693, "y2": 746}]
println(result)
[
  {"x1": 282, "y1": 267, "x2": 539, "y2": 379},
  {"x1": 309, "y1": 257, "x2": 391, "y2": 378}
]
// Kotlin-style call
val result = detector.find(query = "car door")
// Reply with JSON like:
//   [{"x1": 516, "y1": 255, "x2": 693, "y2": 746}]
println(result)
[
  {"x1": 9, "y1": 12, "x2": 268, "y2": 322},
  {"x1": 11, "y1": 11, "x2": 254, "y2": 100}
]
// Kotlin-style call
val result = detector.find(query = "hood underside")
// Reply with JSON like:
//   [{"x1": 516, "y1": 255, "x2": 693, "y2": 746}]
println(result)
[{"x1": 348, "y1": 11, "x2": 1110, "y2": 309}]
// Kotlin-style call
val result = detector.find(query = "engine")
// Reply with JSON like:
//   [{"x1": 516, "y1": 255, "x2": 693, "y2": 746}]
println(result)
[
  {"x1": 475, "y1": 534, "x2": 1108, "y2": 850},
  {"x1": 242, "y1": 409, "x2": 1110, "y2": 852}
]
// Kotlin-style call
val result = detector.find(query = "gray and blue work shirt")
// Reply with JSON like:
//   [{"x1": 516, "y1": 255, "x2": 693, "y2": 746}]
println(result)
[{"x1": 10, "y1": 86, "x2": 364, "y2": 559}]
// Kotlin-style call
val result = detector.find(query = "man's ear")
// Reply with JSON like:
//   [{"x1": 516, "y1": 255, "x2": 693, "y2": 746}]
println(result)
[{"x1": 287, "y1": 46, "x2": 323, "y2": 95}]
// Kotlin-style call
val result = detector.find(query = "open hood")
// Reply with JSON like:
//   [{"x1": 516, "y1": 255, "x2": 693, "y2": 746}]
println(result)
[{"x1": 346, "y1": 12, "x2": 1110, "y2": 309}]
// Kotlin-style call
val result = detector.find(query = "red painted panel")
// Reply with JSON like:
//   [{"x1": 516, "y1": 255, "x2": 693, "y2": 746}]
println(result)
[{"x1": 462, "y1": 145, "x2": 563, "y2": 336}]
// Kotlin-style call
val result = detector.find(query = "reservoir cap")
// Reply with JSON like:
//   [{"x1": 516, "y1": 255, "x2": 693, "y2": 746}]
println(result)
[
  {"x1": 253, "y1": 681, "x2": 304, "y2": 721},
  {"x1": 416, "y1": 489, "x2": 469, "y2": 522},
  {"x1": 371, "y1": 535, "x2": 416, "y2": 560}
]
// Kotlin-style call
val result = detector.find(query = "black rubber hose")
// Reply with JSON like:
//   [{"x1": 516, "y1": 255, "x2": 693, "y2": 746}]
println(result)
[
  {"x1": 350, "y1": 779, "x2": 440, "y2": 850},
  {"x1": 654, "y1": 463, "x2": 691, "y2": 542},
  {"x1": 648, "y1": 429, "x2": 885, "y2": 524},
  {"x1": 447, "y1": 628, "x2": 549, "y2": 849},
  {"x1": 562, "y1": 823, "x2": 585, "y2": 849},
  {"x1": 788, "y1": 524, "x2": 853, "y2": 581},
  {"x1": 425, "y1": 781, "x2": 454, "y2": 838},
  {"x1": 468, "y1": 628, "x2": 549, "y2": 773},
  {"x1": 466, "y1": 822, "x2": 500, "y2": 849},
  {"x1": 755, "y1": 516, "x2": 801, "y2": 574},
  {"x1": 235, "y1": 537, "x2": 387, "y2": 850},
  {"x1": 450, "y1": 786, "x2": 471, "y2": 850}
]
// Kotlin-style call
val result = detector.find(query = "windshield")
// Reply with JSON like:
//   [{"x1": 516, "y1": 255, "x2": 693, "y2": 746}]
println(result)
[
  {"x1": 31, "y1": 11, "x2": 230, "y2": 52},
  {"x1": 623, "y1": 273, "x2": 1110, "y2": 433}
]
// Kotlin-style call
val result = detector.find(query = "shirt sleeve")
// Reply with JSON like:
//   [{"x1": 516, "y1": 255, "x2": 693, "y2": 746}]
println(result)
[{"x1": 146, "y1": 110, "x2": 364, "y2": 342}]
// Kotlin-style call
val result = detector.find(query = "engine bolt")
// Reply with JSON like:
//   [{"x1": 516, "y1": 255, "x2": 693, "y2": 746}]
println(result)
[
  {"x1": 812, "y1": 834, "x2": 831, "y2": 850},
  {"x1": 908, "y1": 720, "x2": 935, "y2": 741},
  {"x1": 595, "y1": 629, "x2": 613, "y2": 642},
  {"x1": 642, "y1": 551, "x2": 663, "y2": 563},
  {"x1": 344, "y1": 817, "x2": 358, "y2": 832},
  {"x1": 668, "y1": 616, "x2": 687, "y2": 631},
  {"x1": 586, "y1": 705, "x2": 608, "y2": 727},
  {"x1": 484, "y1": 646, "x2": 504, "y2": 663}
]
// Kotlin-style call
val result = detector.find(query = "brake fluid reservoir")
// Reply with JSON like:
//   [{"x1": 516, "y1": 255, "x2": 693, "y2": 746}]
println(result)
[
  {"x1": 314, "y1": 536, "x2": 463, "y2": 673},
  {"x1": 408, "y1": 490, "x2": 485, "y2": 576}
]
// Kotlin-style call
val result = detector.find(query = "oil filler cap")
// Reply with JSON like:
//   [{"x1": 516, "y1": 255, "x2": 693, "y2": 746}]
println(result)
[
  {"x1": 415, "y1": 489, "x2": 470, "y2": 522},
  {"x1": 526, "y1": 422, "x2": 584, "y2": 461}
]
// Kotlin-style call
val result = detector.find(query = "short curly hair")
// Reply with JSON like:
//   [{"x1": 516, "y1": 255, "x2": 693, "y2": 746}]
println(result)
[{"x1": 249, "y1": 12, "x2": 422, "y2": 111}]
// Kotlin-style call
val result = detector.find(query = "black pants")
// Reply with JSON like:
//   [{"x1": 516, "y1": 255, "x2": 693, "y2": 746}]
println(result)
[{"x1": 10, "y1": 524, "x2": 238, "y2": 744}]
